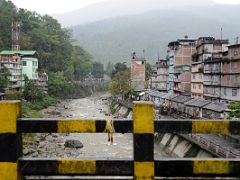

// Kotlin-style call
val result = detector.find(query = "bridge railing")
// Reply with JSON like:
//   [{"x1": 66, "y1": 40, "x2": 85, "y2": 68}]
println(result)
[{"x1": 1, "y1": 100, "x2": 240, "y2": 179}]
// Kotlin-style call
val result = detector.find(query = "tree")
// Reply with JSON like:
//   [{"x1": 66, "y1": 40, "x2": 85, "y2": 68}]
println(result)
[
  {"x1": 0, "y1": 66, "x2": 10, "y2": 91},
  {"x1": 228, "y1": 102, "x2": 240, "y2": 118},
  {"x1": 92, "y1": 62, "x2": 104, "y2": 78},
  {"x1": 110, "y1": 62, "x2": 127, "y2": 79},
  {"x1": 72, "y1": 46, "x2": 93, "y2": 80},
  {"x1": 108, "y1": 69, "x2": 132, "y2": 96},
  {"x1": 105, "y1": 61, "x2": 114, "y2": 78},
  {"x1": 23, "y1": 76, "x2": 45, "y2": 103},
  {"x1": 145, "y1": 62, "x2": 152, "y2": 80}
]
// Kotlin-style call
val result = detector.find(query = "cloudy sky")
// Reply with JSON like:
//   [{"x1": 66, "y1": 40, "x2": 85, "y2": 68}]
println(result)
[{"x1": 11, "y1": 0, "x2": 240, "y2": 14}]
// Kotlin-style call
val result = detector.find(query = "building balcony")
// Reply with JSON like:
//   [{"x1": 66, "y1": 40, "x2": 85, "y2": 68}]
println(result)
[
  {"x1": 203, "y1": 81, "x2": 220, "y2": 86},
  {"x1": 204, "y1": 71, "x2": 221, "y2": 74},
  {"x1": 203, "y1": 93, "x2": 220, "y2": 98}
]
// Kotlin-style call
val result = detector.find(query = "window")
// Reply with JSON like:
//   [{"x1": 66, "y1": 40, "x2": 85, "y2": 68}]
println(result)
[
  {"x1": 193, "y1": 84, "x2": 196, "y2": 89},
  {"x1": 232, "y1": 89, "x2": 237, "y2": 97},
  {"x1": 22, "y1": 61, "x2": 27, "y2": 66},
  {"x1": 193, "y1": 74, "x2": 196, "y2": 79},
  {"x1": 198, "y1": 84, "x2": 201, "y2": 89}
]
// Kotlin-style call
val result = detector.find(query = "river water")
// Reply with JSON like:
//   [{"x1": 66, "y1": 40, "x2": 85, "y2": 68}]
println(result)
[{"x1": 24, "y1": 93, "x2": 170, "y2": 159}]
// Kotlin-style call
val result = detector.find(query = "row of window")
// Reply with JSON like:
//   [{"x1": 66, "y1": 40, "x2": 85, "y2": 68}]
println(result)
[
  {"x1": 192, "y1": 88, "x2": 238, "y2": 97},
  {"x1": 22, "y1": 61, "x2": 38, "y2": 66}
]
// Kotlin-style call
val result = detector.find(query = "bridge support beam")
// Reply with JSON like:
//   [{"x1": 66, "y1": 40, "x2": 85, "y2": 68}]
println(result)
[
  {"x1": 0, "y1": 101, "x2": 22, "y2": 180},
  {"x1": 133, "y1": 101, "x2": 154, "y2": 180}
]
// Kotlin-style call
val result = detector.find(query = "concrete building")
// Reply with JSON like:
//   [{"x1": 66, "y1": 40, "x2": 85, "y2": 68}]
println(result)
[
  {"x1": 191, "y1": 37, "x2": 228, "y2": 100},
  {"x1": 0, "y1": 51, "x2": 22, "y2": 89},
  {"x1": 221, "y1": 44, "x2": 240, "y2": 102},
  {"x1": 130, "y1": 52, "x2": 146, "y2": 91},
  {"x1": 167, "y1": 37, "x2": 196, "y2": 95},
  {"x1": 21, "y1": 51, "x2": 38, "y2": 81},
  {"x1": 201, "y1": 38, "x2": 229, "y2": 101},
  {"x1": 151, "y1": 58, "x2": 168, "y2": 92},
  {"x1": 0, "y1": 50, "x2": 39, "y2": 89}
]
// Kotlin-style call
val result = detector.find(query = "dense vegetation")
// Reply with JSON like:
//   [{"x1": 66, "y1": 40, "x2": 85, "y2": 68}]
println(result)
[
  {"x1": 228, "y1": 102, "x2": 240, "y2": 118},
  {"x1": 0, "y1": 0, "x2": 104, "y2": 117}
]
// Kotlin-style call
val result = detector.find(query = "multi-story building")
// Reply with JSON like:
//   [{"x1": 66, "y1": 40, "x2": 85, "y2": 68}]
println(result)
[
  {"x1": 0, "y1": 51, "x2": 22, "y2": 89},
  {"x1": 131, "y1": 52, "x2": 146, "y2": 91},
  {"x1": 221, "y1": 44, "x2": 240, "y2": 102},
  {"x1": 191, "y1": 39, "x2": 204, "y2": 99},
  {"x1": 21, "y1": 51, "x2": 38, "y2": 81},
  {"x1": 191, "y1": 37, "x2": 228, "y2": 100},
  {"x1": 151, "y1": 58, "x2": 168, "y2": 92},
  {"x1": 201, "y1": 38, "x2": 228, "y2": 101},
  {"x1": 0, "y1": 50, "x2": 39, "y2": 89},
  {"x1": 167, "y1": 37, "x2": 196, "y2": 95}
]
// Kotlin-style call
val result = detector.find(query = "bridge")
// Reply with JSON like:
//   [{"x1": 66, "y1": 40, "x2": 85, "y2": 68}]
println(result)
[
  {"x1": 115, "y1": 97, "x2": 240, "y2": 158},
  {"x1": 1, "y1": 101, "x2": 240, "y2": 179}
]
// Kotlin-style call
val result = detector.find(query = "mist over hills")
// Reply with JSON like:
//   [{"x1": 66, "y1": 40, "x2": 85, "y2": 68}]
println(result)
[
  {"x1": 53, "y1": 0, "x2": 240, "y2": 65},
  {"x1": 54, "y1": 0, "x2": 215, "y2": 26}
]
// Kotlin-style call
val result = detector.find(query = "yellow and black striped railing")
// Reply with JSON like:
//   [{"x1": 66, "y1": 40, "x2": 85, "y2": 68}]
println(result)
[{"x1": 1, "y1": 100, "x2": 240, "y2": 179}]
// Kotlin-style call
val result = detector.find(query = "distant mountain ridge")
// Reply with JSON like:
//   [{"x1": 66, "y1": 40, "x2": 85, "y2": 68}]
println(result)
[
  {"x1": 53, "y1": 0, "x2": 215, "y2": 26},
  {"x1": 70, "y1": 5, "x2": 240, "y2": 65}
]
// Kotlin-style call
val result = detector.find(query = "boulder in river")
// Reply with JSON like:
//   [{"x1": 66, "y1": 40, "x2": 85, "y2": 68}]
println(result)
[{"x1": 64, "y1": 139, "x2": 83, "y2": 149}]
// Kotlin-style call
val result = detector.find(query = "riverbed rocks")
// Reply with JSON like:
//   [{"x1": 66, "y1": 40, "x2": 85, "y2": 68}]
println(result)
[{"x1": 64, "y1": 139, "x2": 84, "y2": 149}]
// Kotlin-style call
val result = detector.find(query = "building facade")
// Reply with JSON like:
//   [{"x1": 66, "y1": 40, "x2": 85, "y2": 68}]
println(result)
[
  {"x1": 131, "y1": 52, "x2": 146, "y2": 91},
  {"x1": 202, "y1": 38, "x2": 229, "y2": 101},
  {"x1": 221, "y1": 44, "x2": 240, "y2": 102},
  {"x1": 191, "y1": 37, "x2": 228, "y2": 100},
  {"x1": 22, "y1": 54, "x2": 38, "y2": 81},
  {"x1": 0, "y1": 51, "x2": 22, "y2": 89},
  {"x1": 0, "y1": 50, "x2": 39, "y2": 89},
  {"x1": 151, "y1": 59, "x2": 168, "y2": 92},
  {"x1": 167, "y1": 37, "x2": 196, "y2": 95}
]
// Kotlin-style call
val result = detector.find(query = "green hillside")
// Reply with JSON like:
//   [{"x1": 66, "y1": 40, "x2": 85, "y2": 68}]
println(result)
[{"x1": 71, "y1": 7, "x2": 240, "y2": 65}]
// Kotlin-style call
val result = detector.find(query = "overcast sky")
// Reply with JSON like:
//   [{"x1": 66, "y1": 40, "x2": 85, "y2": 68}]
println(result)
[{"x1": 11, "y1": 0, "x2": 240, "y2": 14}]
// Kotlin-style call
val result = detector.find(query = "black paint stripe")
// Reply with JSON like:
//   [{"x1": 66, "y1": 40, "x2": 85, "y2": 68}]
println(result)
[
  {"x1": 134, "y1": 134, "x2": 154, "y2": 161},
  {"x1": 17, "y1": 120, "x2": 57, "y2": 133},
  {"x1": 96, "y1": 160, "x2": 133, "y2": 175},
  {"x1": 155, "y1": 120, "x2": 192, "y2": 134},
  {"x1": 0, "y1": 133, "x2": 21, "y2": 162}
]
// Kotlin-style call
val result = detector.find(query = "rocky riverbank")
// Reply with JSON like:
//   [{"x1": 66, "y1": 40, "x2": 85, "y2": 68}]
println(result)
[{"x1": 22, "y1": 93, "x2": 135, "y2": 159}]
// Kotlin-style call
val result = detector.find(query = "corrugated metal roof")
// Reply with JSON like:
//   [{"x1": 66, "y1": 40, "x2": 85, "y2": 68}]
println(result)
[
  {"x1": 148, "y1": 90, "x2": 167, "y2": 98},
  {"x1": 0, "y1": 50, "x2": 36, "y2": 56},
  {"x1": 203, "y1": 102, "x2": 227, "y2": 112},
  {"x1": 185, "y1": 99, "x2": 212, "y2": 107},
  {"x1": 171, "y1": 95, "x2": 193, "y2": 103},
  {"x1": 164, "y1": 94, "x2": 179, "y2": 100}
]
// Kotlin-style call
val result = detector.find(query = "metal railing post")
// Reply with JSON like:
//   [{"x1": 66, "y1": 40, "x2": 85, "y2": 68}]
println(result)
[
  {"x1": 0, "y1": 101, "x2": 22, "y2": 180},
  {"x1": 133, "y1": 101, "x2": 154, "y2": 180}
]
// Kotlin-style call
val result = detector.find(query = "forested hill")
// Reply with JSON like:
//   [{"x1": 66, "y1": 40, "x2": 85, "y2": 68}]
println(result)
[
  {"x1": 71, "y1": 6, "x2": 240, "y2": 65},
  {"x1": 0, "y1": 0, "x2": 95, "y2": 81}
]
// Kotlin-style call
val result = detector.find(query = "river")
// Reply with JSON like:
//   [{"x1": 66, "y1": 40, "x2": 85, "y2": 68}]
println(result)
[{"x1": 23, "y1": 93, "x2": 170, "y2": 159}]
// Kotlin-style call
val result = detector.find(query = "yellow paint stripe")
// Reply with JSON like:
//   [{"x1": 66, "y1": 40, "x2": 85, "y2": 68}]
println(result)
[
  {"x1": 193, "y1": 160, "x2": 229, "y2": 174},
  {"x1": 0, "y1": 162, "x2": 18, "y2": 180},
  {"x1": 133, "y1": 101, "x2": 154, "y2": 134},
  {"x1": 192, "y1": 120, "x2": 229, "y2": 134},
  {"x1": 0, "y1": 101, "x2": 21, "y2": 133},
  {"x1": 58, "y1": 120, "x2": 96, "y2": 133},
  {"x1": 134, "y1": 162, "x2": 154, "y2": 179},
  {"x1": 58, "y1": 160, "x2": 96, "y2": 174}
]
